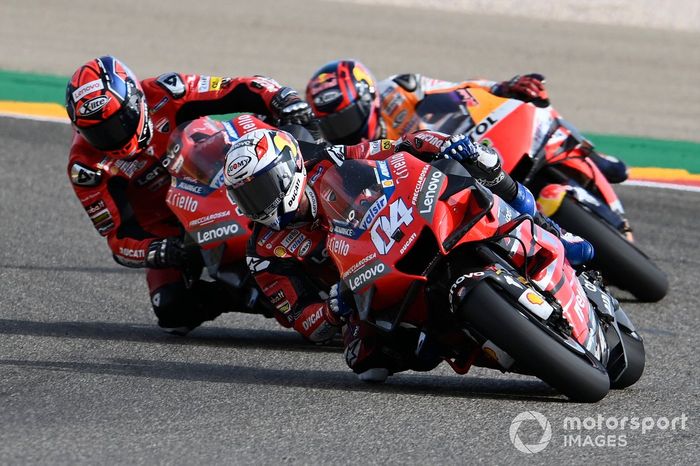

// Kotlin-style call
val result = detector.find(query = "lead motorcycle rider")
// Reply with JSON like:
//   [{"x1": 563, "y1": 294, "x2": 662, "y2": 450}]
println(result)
[
  {"x1": 223, "y1": 114, "x2": 593, "y2": 381},
  {"x1": 65, "y1": 55, "x2": 316, "y2": 334},
  {"x1": 306, "y1": 59, "x2": 628, "y2": 184}
]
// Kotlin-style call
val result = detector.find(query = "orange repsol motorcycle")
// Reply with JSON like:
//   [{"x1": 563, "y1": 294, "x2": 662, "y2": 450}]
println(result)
[
  {"x1": 413, "y1": 87, "x2": 668, "y2": 302},
  {"x1": 318, "y1": 152, "x2": 644, "y2": 402}
]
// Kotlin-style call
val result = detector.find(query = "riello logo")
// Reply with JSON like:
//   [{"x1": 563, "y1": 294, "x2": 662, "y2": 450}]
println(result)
[{"x1": 167, "y1": 191, "x2": 198, "y2": 212}]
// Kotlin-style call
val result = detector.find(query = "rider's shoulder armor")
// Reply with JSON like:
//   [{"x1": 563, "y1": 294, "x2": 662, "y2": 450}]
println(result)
[
  {"x1": 392, "y1": 73, "x2": 419, "y2": 92},
  {"x1": 154, "y1": 72, "x2": 187, "y2": 99},
  {"x1": 389, "y1": 73, "x2": 424, "y2": 101}
]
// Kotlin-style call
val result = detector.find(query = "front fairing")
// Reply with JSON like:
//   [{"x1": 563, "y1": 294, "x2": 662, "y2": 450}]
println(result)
[{"x1": 317, "y1": 154, "x2": 494, "y2": 312}]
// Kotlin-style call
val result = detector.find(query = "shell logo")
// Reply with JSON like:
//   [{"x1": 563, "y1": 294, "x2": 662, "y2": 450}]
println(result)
[{"x1": 526, "y1": 292, "x2": 545, "y2": 305}]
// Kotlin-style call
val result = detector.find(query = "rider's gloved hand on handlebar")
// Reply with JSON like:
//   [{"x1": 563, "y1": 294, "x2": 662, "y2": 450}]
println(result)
[
  {"x1": 438, "y1": 134, "x2": 479, "y2": 162},
  {"x1": 271, "y1": 87, "x2": 314, "y2": 126},
  {"x1": 145, "y1": 237, "x2": 187, "y2": 269},
  {"x1": 439, "y1": 135, "x2": 500, "y2": 168},
  {"x1": 492, "y1": 73, "x2": 547, "y2": 102},
  {"x1": 326, "y1": 282, "x2": 354, "y2": 326}
]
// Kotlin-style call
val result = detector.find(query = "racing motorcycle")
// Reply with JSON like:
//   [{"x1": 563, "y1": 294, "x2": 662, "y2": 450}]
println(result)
[
  {"x1": 414, "y1": 87, "x2": 668, "y2": 302},
  {"x1": 163, "y1": 118, "x2": 270, "y2": 318},
  {"x1": 318, "y1": 152, "x2": 645, "y2": 402}
]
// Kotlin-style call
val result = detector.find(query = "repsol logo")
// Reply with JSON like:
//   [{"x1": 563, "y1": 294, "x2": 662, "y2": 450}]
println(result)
[
  {"x1": 472, "y1": 116, "x2": 499, "y2": 137},
  {"x1": 419, "y1": 170, "x2": 443, "y2": 215},
  {"x1": 350, "y1": 262, "x2": 386, "y2": 291},
  {"x1": 195, "y1": 222, "x2": 240, "y2": 245},
  {"x1": 302, "y1": 308, "x2": 323, "y2": 331}
]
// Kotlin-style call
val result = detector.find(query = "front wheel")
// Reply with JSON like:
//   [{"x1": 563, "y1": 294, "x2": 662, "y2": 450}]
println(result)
[
  {"x1": 458, "y1": 281, "x2": 610, "y2": 402},
  {"x1": 610, "y1": 330, "x2": 645, "y2": 389},
  {"x1": 551, "y1": 196, "x2": 668, "y2": 302}
]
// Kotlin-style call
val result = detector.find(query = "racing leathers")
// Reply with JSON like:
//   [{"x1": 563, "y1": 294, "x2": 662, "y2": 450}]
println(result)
[
  {"x1": 247, "y1": 128, "x2": 547, "y2": 376},
  {"x1": 376, "y1": 73, "x2": 627, "y2": 182},
  {"x1": 68, "y1": 73, "x2": 312, "y2": 333}
]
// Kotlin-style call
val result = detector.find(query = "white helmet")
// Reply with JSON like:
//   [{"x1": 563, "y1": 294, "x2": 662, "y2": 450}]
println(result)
[{"x1": 224, "y1": 128, "x2": 306, "y2": 230}]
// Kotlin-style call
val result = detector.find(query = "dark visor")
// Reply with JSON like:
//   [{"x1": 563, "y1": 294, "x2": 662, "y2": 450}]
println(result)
[
  {"x1": 227, "y1": 151, "x2": 296, "y2": 220},
  {"x1": 79, "y1": 90, "x2": 143, "y2": 151},
  {"x1": 318, "y1": 97, "x2": 371, "y2": 142}
]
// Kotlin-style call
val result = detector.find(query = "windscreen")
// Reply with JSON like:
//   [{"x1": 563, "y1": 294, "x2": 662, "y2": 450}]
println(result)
[{"x1": 318, "y1": 160, "x2": 387, "y2": 230}]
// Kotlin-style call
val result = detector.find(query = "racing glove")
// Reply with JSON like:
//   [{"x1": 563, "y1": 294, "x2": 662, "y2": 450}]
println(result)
[
  {"x1": 439, "y1": 134, "x2": 480, "y2": 162},
  {"x1": 271, "y1": 87, "x2": 314, "y2": 126},
  {"x1": 492, "y1": 73, "x2": 547, "y2": 102},
  {"x1": 326, "y1": 281, "x2": 355, "y2": 326},
  {"x1": 439, "y1": 135, "x2": 501, "y2": 169},
  {"x1": 145, "y1": 237, "x2": 187, "y2": 269}
]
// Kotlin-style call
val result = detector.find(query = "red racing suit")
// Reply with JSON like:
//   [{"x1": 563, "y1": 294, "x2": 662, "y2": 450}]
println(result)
[
  {"x1": 68, "y1": 73, "x2": 293, "y2": 268},
  {"x1": 68, "y1": 73, "x2": 300, "y2": 329},
  {"x1": 247, "y1": 131, "x2": 454, "y2": 344}
]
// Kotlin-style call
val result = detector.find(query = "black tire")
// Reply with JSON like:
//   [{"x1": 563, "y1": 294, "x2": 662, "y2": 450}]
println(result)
[
  {"x1": 459, "y1": 281, "x2": 610, "y2": 402},
  {"x1": 551, "y1": 196, "x2": 668, "y2": 302},
  {"x1": 610, "y1": 330, "x2": 645, "y2": 389}
]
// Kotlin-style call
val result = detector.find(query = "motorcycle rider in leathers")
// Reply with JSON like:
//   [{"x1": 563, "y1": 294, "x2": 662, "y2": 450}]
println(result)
[
  {"x1": 65, "y1": 55, "x2": 316, "y2": 335},
  {"x1": 222, "y1": 112, "x2": 593, "y2": 382},
  {"x1": 305, "y1": 59, "x2": 628, "y2": 184}
]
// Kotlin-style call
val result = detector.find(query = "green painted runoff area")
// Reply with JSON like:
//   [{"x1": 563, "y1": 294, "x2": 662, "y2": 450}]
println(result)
[{"x1": 2, "y1": 69, "x2": 698, "y2": 173}]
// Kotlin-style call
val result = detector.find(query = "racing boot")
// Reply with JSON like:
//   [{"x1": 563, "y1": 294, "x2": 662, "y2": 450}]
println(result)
[
  {"x1": 534, "y1": 212, "x2": 595, "y2": 266},
  {"x1": 156, "y1": 279, "x2": 241, "y2": 336},
  {"x1": 508, "y1": 182, "x2": 594, "y2": 266},
  {"x1": 588, "y1": 150, "x2": 629, "y2": 184}
]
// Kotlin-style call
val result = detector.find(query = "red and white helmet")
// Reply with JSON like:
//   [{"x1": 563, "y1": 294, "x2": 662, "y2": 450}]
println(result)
[
  {"x1": 224, "y1": 128, "x2": 306, "y2": 230},
  {"x1": 65, "y1": 56, "x2": 152, "y2": 159}
]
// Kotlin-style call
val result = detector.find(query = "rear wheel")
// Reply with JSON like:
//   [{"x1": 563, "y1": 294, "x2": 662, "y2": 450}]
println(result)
[
  {"x1": 551, "y1": 196, "x2": 668, "y2": 302},
  {"x1": 458, "y1": 281, "x2": 610, "y2": 402}
]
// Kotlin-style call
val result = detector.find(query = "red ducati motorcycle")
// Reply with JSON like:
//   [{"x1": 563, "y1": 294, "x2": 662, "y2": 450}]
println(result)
[
  {"x1": 414, "y1": 88, "x2": 668, "y2": 302},
  {"x1": 163, "y1": 118, "x2": 270, "y2": 317},
  {"x1": 318, "y1": 152, "x2": 644, "y2": 402}
]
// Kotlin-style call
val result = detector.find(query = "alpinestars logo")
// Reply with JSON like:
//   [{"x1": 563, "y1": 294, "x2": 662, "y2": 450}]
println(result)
[{"x1": 509, "y1": 411, "x2": 552, "y2": 454}]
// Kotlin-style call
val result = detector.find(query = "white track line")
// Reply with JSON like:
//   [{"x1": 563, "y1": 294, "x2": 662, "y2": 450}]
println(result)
[
  {"x1": 622, "y1": 180, "x2": 700, "y2": 193},
  {"x1": 0, "y1": 112, "x2": 69, "y2": 124}
]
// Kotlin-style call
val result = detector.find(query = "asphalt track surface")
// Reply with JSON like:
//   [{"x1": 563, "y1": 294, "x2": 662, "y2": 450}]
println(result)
[{"x1": 1, "y1": 1, "x2": 699, "y2": 464}]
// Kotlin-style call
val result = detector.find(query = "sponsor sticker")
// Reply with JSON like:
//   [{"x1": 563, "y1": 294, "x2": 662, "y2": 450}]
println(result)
[
  {"x1": 298, "y1": 239, "x2": 312, "y2": 257},
  {"x1": 72, "y1": 79, "x2": 104, "y2": 101},
  {"x1": 193, "y1": 221, "x2": 241, "y2": 245},
  {"x1": 345, "y1": 261, "x2": 389, "y2": 291},
  {"x1": 198, "y1": 76, "x2": 211, "y2": 93},
  {"x1": 78, "y1": 96, "x2": 110, "y2": 116}
]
